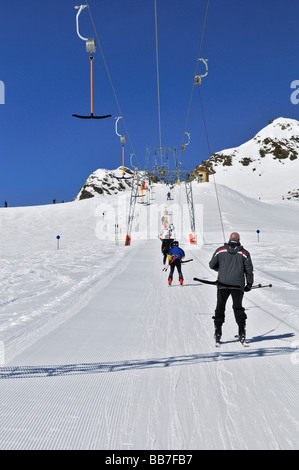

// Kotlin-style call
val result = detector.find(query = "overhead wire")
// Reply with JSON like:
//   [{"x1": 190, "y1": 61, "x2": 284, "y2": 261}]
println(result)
[
  {"x1": 154, "y1": 0, "x2": 163, "y2": 151},
  {"x1": 177, "y1": 0, "x2": 210, "y2": 208},
  {"x1": 84, "y1": 0, "x2": 140, "y2": 168},
  {"x1": 180, "y1": 0, "x2": 210, "y2": 167},
  {"x1": 197, "y1": 87, "x2": 226, "y2": 242},
  {"x1": 179, "y1": 0, "x2": 226, "y2": 242},
  {"x1": 84, "y1": 1, "x2": 225, "y2": 242}
]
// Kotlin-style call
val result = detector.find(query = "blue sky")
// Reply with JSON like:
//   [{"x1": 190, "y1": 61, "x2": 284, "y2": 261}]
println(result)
[{"x1": 0, "y1": 0, "x2": 298, "y2": 206}]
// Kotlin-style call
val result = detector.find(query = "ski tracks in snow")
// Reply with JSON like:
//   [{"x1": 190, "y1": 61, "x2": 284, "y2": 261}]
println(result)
[
  {"x1": 0, "y1": 240, "x2": 298, "y2": 449},
  {"x1": 120, "y1": 242, "x2": 299, "y2": 450},
  {"x1": 0, "y1": 242, "x2": 129, "y2": 362}
]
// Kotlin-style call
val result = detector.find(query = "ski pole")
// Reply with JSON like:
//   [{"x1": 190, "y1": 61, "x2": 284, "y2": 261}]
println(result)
[
  {"x1": 193, "y1": 278, "x2": 241, "y2": 288},
  {"x1": 162, "y1": 257, "x2": 176, "y2": 271},
  {"x1": 162, "y1": 256, "x2": 189, "y2": 271},
  {"x1": 250, "y1": 283, "x2": 272, "y2": 290}
]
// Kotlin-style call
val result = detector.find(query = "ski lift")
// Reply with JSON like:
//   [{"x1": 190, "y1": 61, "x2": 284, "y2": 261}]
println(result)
[
  {"x1": 181, "y1": 132, "x2": 191, "y2": 151},
  {"x1": 72, "y1": 5, "x2": 111, "y2": 120},
  {"x1": 115, "y1": 116, "x2": 126, "y2": 145},
  {"x1": 115, "y1": 117, "x2": 126, "y2": 176},
  {"x1": 194, "y1": 58, "x2": 208, "y2": 85}
]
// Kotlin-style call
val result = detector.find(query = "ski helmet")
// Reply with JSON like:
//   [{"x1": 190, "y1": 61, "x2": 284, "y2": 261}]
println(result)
[{"x1": 173, "y1": 240, "x2": 179, "y2": 246}]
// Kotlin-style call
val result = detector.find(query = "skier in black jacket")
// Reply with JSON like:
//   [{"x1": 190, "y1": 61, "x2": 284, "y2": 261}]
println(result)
[
  {"x1": 209, "y1": 232, "x2": 254, "y2": 343},
  {"x1": 161, "y1": 235, "x2": 173, "y2": 265}
]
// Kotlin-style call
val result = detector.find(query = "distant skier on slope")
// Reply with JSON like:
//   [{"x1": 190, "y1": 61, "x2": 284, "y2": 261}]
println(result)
[
  {"x1": 167, "y1": 241, "x2": 185, "y2": 285},
  {"x1": 209, "y1": 232, "x2": 254, "y2": 344}
]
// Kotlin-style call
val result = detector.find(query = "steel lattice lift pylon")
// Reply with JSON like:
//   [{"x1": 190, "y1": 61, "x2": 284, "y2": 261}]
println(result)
[
  {"x1": 180, "y1": 131, "x2": 197, "y2": 245},
  {"x1": 125, "y1": 169, "x2": 140, "y2": 246},
  {"x1": 145, "y1": 146, "x2": 180, "y2": 183},
  {"x1": 185, "y1": 179, "x2": 197, "y2": 244}
]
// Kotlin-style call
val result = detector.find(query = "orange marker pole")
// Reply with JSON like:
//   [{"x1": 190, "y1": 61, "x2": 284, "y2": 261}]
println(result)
[
  {"x1": 90, "y1": 55, "x2": 94, "y2": 115},
  {"x1": 122, "y1": 144, "x2": 125, "y2": 176}
]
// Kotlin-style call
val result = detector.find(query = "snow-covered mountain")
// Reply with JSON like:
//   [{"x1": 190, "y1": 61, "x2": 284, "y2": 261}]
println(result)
[
  {"x1": 75, "y1": 167, "x2": 133, "y2": 200},
  {"x1": 200, "y1": 117, "x2": 299, "y2": 203},
  {"x1": 77, "y1": 118, "x2": 299, "y2": 205}
]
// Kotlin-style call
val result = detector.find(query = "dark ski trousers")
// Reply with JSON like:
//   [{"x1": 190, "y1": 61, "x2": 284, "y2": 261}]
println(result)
[
  {"x1": 168, "y1": 260, "x2": 183, "y2": 281},
  {"x1": 214, "y1": 288, "x2": 247, "y2": 328}
]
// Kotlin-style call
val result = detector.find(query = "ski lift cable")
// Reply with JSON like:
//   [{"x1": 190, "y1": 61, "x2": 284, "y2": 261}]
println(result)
[
  {"x1": 154, "y1": 0, "x2": 163, "y2": 150},
  {"x1": 197, "y1": 86, "x2": 226, "y2": 242},
  {"x1": 178, "y1": 0, "x2": 225, "y2": 242},
  {"x1": 180, "y1": 0, "x2": 210, "y2": 166},
  {"x1": 84, "y1": 0, "x2": 140, "y2": 167}
]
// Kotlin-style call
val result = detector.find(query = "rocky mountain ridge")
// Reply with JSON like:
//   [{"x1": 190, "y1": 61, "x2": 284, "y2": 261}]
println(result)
[
  {"x1": 198, "y1": 117, "x2": 299, "y2": 202},
  {"x1": 75, "y1": 167, "x2": 133, "y2": 200}
]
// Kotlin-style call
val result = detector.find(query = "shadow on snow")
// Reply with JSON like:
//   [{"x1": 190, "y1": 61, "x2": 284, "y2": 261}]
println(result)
[{"x1": 0, "y1": 334, "x2": 296, "y2": 380}]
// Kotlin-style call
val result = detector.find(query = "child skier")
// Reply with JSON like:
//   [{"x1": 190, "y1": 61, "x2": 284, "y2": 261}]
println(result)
[{"x1": 167, "y1": 241, "x2": 185, "y2": 285}]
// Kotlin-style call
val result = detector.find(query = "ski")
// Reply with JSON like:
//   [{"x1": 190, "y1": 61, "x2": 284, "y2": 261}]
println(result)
[
  {"x1": 234, "y1": 335, "x2": 249, "y2": 347},
  {"x1": 193, "y1": 278, "x2": 241, "y2": 288},
  {"x1": 214, "y1": 333, "x2": 221, "y2": 347},
  {"x1": 214, "y1": 336, "x2": 249, "y2": 347}
]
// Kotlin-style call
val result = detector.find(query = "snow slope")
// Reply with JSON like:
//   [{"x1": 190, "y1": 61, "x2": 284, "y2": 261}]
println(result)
[{"x1": 0, "y1": 181, "x2": 298, "y2": 450}]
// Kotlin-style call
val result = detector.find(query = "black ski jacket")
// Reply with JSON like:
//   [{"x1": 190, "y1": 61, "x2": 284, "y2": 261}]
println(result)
[
  {"x1": 161, "y1": 238, "x2": 173, "y2": 254},
  {"x1": 209, "y1": 241, "x2": 254, "y2": 291}
]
